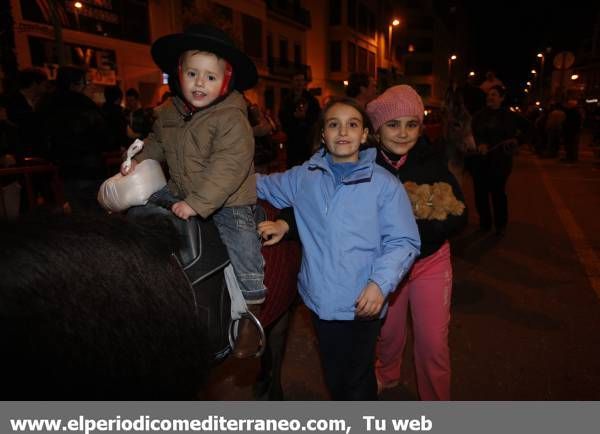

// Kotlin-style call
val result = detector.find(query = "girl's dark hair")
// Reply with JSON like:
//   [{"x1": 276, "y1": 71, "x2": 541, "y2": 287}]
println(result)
[{"x1": 312, "y1": 96, "x2": 376, "y2": 152}]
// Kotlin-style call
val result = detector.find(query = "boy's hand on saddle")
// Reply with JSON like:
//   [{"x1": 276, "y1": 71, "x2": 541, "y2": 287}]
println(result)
[
  {"x1": 171, "y1": 201, "x2": 197, "y2": 220},
  {"x1": 120, "y1": 159, "x2": 138, "y2": 175},
  {"x1": 355, "y1": 281, "x2": 384, "y2": 318},
  {"x1": 258, "y1": 219, "x2": 289, "y2": 246}
]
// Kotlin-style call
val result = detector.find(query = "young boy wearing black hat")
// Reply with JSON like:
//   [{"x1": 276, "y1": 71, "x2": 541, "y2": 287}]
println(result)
[{"x1": 121, "y1": 25, "x2": 265, "y2": 358}]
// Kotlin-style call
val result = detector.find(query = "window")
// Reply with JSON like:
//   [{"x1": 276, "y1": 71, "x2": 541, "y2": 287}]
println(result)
[
  {"x1": 405, "y1": 60, "x2": 433, "y2": 75},
  {"x1": 280, "y1": 39, "x2": 289, "y2": 66},
  {"x1": 210, "y1": 2, "x2": 233, "y2": 26},
  {"x1": 358, "y1": 46, "x2": 367, "y2": 73},
  {"x1": 20, "y1": 0, "x2": 151, "y2": 43},
  {"x1": 242, "y1": 14, "x2": 262, "y2": 59},
  {"x1": 368, "y1": 51, "x2": 375, "y2": 75},
  {"x1": 358, "y1": 3, "x2": 368, "y2": 34},
  {"x1": 267, "y1": 33, "x2": 273, "y2": 67},
  {"x1": 330, "y1": 0, "x2": 341, "y2": 25},
  {"x1": 368, "y1": 12, "x2": 376, "y2": 38},
  {"x1": 347, "y1": 0, "x2": 356, "y2": 29},
  {"x1": 330, "y1": 41, "x2": 342, "y2": 72},
  {"x1": 347, "y1": 42, "x2": 356, "y2": 72},
  {"x1": 294, "y1": 43, "x2": 302, "y2": 66}
]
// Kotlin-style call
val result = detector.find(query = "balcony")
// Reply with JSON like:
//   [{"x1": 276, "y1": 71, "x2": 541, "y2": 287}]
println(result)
[
  {"x1": 266, "y1": 0, "x2": 311, "y2": 28},
  {"x1": 267, "y1": 57, "x2": 312, "y2": 81}
]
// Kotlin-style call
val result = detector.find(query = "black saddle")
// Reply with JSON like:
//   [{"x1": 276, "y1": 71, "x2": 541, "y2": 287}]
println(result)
[{"x1": 127, "y1": 204, "x2": 232, "y2": 361}]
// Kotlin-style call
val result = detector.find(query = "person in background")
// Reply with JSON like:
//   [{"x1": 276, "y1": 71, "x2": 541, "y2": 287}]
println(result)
[
  {"x1": 245, "y1": 96, "x2": 277, "y2": 173},
  {"x1": 6, "y1": 67, "x2": 48, "y2": 158},
  {"x1": 124, "y1": 88, "x2": 154, "y2": 140},
  {"x1": 479, "y1": 70, "x2": 504, "y2": 95},
  {"x1": 39, "y1": 65, "x2": 107, "y2": 212},
  {"x1": 0, "y1": 95, "x2": 19, "y2": 163},
  {"x1": 544, "y1": 103, "x2": 566, "y2": 158},
  {"x1": 279, "y1": 72, "x2": 321, "y2": 168},
  {"x1": 101, "y1": 85, "x2": 129, "y2": 153},
  {"x1": 461, "y1": 73, "x2": 486, "y2": 116},
  {"x1": 440, "y1": 85, "x2": 477, "y2": 187},
  {"x1": 468, "y1": 85, "x2": 520, "y2": 236},
  {"x1": 366, "y1": 85, "x2": 467, "y2": 400},
  {"x1": 345, "y1": 73, "x2": 377, "y2": 109},
  {"x1": 562, "y1": 100, "x2": 582, "y2": 163}
]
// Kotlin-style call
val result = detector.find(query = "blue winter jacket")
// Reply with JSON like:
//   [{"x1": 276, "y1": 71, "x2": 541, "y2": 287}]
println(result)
[{"x1": 256, "y1": 148, "x2": 421, "y2": 320}]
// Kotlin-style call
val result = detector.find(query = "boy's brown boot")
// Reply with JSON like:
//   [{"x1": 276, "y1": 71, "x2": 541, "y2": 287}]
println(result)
[{"x1": 232, "y1": 304, "x2": 264, "y2": 359}]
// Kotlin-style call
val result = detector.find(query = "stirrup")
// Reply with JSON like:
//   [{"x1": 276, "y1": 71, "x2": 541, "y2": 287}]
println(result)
[{"x1": 228, "y1": 310, "x2": 267, "y2": 358}]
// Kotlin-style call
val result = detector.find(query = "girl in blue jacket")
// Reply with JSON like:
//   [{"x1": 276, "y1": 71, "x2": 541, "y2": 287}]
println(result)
[{"x1": 256, "y1": 97, "x2": 420, "y2": 400}]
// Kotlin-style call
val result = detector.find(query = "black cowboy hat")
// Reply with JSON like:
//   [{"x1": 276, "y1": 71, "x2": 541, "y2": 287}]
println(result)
[{"x1": 151, "y1": 24, "x2": 258, "y2": 91}]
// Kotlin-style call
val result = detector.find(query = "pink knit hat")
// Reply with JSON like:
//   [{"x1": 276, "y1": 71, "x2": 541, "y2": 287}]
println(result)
[{"x1": 366, "y1": 84, "x2": 425, "y2": 132}]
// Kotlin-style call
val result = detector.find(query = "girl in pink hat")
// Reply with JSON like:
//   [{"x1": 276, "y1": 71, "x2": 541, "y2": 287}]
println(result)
[{"x1": 366, "y1": 85, "x2": 468, "y2": 400}]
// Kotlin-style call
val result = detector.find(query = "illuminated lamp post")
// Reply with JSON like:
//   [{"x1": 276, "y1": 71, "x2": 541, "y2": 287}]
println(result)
[
  {"x1": 448, "y1": 54, "x2": 457, "y2": 81},
  {"x1": 388, "y1": 19, "x2": 400, "y2": 72},
  {"x1": 537, "y1": 53, "x2": 545, "y2": 104},
  {"x1": 74, "y1": 1, "x2": 83, "y2": 29}
]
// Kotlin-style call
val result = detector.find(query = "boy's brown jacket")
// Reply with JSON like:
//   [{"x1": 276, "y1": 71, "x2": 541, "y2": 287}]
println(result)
[{"x1": 135, "y1": 90, "x2": 256, "y2": 218}]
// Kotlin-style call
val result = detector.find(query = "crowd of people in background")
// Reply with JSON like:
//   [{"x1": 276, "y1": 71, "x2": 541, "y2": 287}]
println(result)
[{"x1": 1, "y1": 24, "x2": 598, "y2": 401}]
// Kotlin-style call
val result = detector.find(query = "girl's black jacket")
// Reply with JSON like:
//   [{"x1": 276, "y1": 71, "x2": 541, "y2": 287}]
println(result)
[{"x1": 375, "y1": 137, "x2": 467, "y2": 259}]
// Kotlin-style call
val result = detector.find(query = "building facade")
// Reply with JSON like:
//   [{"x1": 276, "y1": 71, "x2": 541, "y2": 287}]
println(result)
[
  {"x1": 9, "y1": 0, "x2": 182, "y2": 105},
  {"x1": 7, "y1": 0, "x2": 455, "y2": 111}
]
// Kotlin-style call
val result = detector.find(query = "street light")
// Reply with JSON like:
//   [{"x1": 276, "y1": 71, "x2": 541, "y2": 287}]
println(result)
[
  {"x1": 468, "y1": 71, "x2": 475, "y2": 77},
  {"x1": 73, "y1": 1, "x2": 83, "y2": 29},
  {"x1": 531, "y1": 69, "x2": 537, "y2": 75},
  {"x1": 571, "y1": 74, "x2": 579, "y2": 80},
  {"x1": 537, "y1": 52, "x2": 545, "y2": 104},
  {"x1": 388, "y1": 19, "x2": 400, "y2": 67},
  {"x1": 448, "y1": 54, "x2": 457, "y2": 80}
]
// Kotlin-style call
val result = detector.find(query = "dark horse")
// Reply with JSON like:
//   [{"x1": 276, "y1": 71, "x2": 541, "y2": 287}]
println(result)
[
  {"x1": 0, "y1": 212, "x2": 211, "y2": 399},
  {"x1": 0, "y1": 201, "x2": 299, "y2": 399},
  {"x1": 127, "y1": 200, "x2": 301, "y2": 399}
]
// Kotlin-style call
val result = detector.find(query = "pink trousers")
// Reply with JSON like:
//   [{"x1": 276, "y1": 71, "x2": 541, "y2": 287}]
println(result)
[{"x1": 376, "y1": 242, "x2": 452, "y2": 400}]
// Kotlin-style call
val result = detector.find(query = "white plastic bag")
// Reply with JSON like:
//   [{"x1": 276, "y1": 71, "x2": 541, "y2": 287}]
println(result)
[{"x1": 97, "y1": 140, "x2": 166, "y2": 212}]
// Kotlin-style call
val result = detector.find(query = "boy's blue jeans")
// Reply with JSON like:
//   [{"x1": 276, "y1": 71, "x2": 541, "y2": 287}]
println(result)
[
  {"x1": 212, "y1": 205, "x2": 266, "y2": 303},
  {"x1": 149, "y1": 186, "x2": 266, "y2": 303}
]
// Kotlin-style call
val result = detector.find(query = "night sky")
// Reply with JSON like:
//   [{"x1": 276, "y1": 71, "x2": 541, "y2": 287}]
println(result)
[{"x1": 463, "y1": 1, "x2": 598, "y2": 96}]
